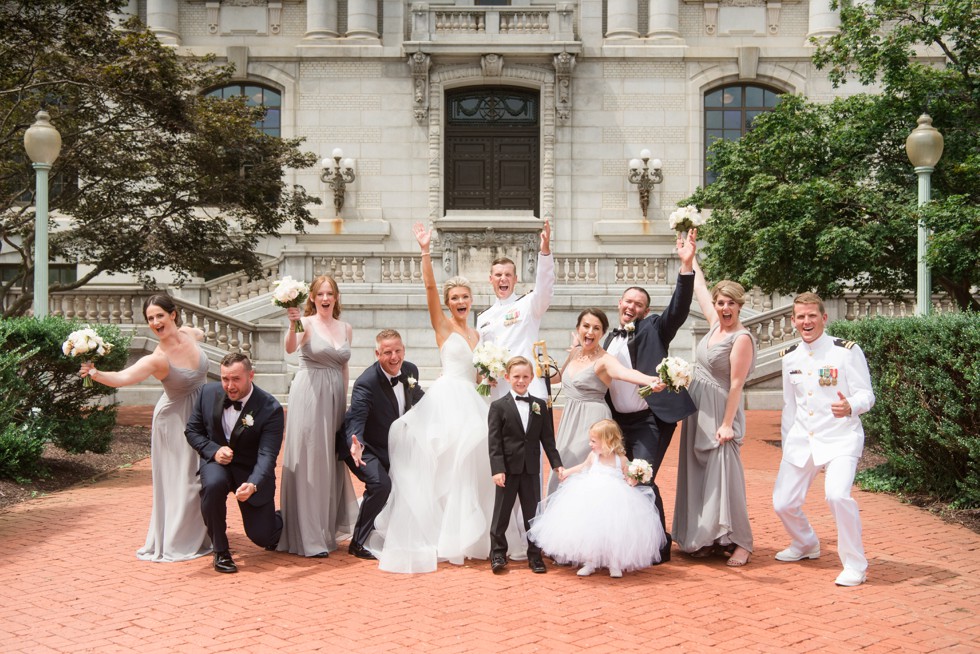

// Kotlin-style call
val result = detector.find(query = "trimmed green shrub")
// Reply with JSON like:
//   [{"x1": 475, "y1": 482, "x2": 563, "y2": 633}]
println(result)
[
  {"x1": 0, "y1": 337, "x2": 49, "y2": 481},
  {"x1": 830, "y1": 312, "x2": 980, "y2": 508},
  {"x1": 0, "y1": 317, "x2": 130, "y2": 459}
]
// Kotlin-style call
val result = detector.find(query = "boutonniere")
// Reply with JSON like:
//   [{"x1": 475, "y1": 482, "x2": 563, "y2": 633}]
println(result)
[
  {"x1": 624, "y1": 321, "x2": 635, "y2": 333},
  {"x1": 530, "y1": 402, "x2": 541, "y2": 415},
  {"x1": 406, "y1": 376, "x2": 417, "y2": 389},
  {"x1": 242, "y1": 413, "x2": 254, "y2": 428}
]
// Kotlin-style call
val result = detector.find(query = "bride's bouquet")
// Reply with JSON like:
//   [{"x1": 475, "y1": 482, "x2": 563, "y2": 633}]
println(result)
[
  {"x1": 271, "y1": 276, "x2": 309, "y2": 333},
  {"x1": 668, "y1": 205, "x2": 705, "y2": 234},
  {"x1": 62, "y1": 327, "x2": 114, "y2": 387},
  {"x1": 638, "y1": 356, "x2": 693, "y2": 397},
  {"x1": 472, "y1": 342, "x2": 510, "y2": 397},
  {"x1": 626, "y1": 458, "x2": 653, "y2": 484}
]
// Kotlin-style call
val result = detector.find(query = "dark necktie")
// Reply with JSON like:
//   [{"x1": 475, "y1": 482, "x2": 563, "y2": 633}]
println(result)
[
  {"x1": 515, "y1": 395, "x2": 533, "y2": 403},
  {"x1": 222, "y1": 398, "x2": 243, "y2": 411}
]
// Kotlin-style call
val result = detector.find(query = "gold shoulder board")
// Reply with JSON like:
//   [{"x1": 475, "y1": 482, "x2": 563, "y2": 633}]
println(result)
[
  {"x1": 779, "y1": 344, "x2": 799, "y2": 357},
  {"x1": 833, "y1": 338, "x2": 856, "y2": 350}
]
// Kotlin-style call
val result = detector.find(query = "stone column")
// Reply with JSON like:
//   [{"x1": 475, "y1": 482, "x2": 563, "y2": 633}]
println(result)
[
  {"x1": 647, "y1": 0, "x2": 682, "y2": 41},
  {"x1": 305, "y1": 0, "x2": 339, "y2": 39},
  {"x1": 146, "y1": 0, "x2": 180, "y2": 45},
  {"x1": 346, "y1": 0, "x2": 380, "y2": 40},
  {"x1": 806, "y1": 0, "x2": 840, "y2": 41},
  {"x1": 605, "y1": 0, "x2": 639, "y2": 39}
]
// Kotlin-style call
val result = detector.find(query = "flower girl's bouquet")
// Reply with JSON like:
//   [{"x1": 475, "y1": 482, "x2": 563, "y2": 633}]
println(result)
[
  {"x1": 62, "y1": 327, "x2": 114, "y2": 387},
  {"x1": 271, "y1": 276, "x2": 309, "y2": 333},
  {"x1": 638, "y1": 356, "x2": 693, "y2": 397},
  {"x1": 626, "y1": 458, "x2": 654, "y2": 484},
  {"x1": 472, "y1": 342, "x2": 510, "y2": 397},
  {"x1": 668, "y1": 205, "x2": 705, "y2": 235}
]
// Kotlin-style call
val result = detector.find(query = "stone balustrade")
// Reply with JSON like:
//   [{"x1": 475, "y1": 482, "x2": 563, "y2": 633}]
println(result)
[
  {"x1": 206, "y1": 256, "x2": 282, "y2": 310},
  {"x1": 409, "y1": 4, "x2": 576, "y2": 45}
]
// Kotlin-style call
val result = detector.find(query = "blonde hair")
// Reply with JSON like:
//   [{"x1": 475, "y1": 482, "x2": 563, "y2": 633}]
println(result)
[
  {"x1": 442, "y1": 276, "x2": 472, "y2": 306},
  {"x1": 590, "y1": 419, "x2": 626, "y2": 457},
  {"x1": 710, "y1": 280, "x2": 746, "y2": 306},
  {"x1": 793, "y1": 291, "x2": 825, "y2": 314},
  {"x1": 304, "y1": 276, "x2": 342, "y2": 318},
  {"x1": 505, "y1": 355, "x2": 533, "y2": 374}
]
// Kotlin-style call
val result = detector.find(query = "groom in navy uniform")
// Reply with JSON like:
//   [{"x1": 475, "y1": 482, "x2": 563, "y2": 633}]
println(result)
[
  {"x1": 344, "y1": 329, "x2": 425, "y2": 559},
  {"x1": 185, "y1": 352, "x2": 284, "y2": 573},
  {"x1": 604, "y1": 231, "x2": 698, "y2": 563}
]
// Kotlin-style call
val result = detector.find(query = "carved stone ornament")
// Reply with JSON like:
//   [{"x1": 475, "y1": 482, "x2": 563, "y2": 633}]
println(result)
[
  {"x1": 269, "y1": 1, "x2": 282, "y2": 34},
  {"x1": 223, "y1": 0, "x2": 267, "y2": 6},
  {"x1": 409, "y1": 52, "x2": 431, "y2": 124},
  {"x1": 553, "y1": 52, "x2": 575, "y2": 123},
  {"x1": 437, "y1": 229, "x2": 538, "y2": 276},
  {"x1": 767, "y1": 1, "x2": 781, "y2": 34},
  {"x1": 704, "y1": 2, "x2": 718, "y2": 35},
  {"x1": 206, "y1": 1, "x2": 219, "y2": 33},
  {"x1": 481, "y1": 54, "x2": 504, "y2": 77}
]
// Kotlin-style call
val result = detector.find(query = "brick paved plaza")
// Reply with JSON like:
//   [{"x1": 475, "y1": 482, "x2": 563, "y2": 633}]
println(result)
[{"x1": 1, "y1": 410, "x2": 977, "y2": 653}]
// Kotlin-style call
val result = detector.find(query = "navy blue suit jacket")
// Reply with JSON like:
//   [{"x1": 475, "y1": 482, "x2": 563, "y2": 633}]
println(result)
[
  {"x1": 344, "y1": 361, "x2": 424, "y2": 469},
  {"x1": 618, "y1": 273, "x2": 698, "y2": 424},
  {"x1": 184, "y1": 382, "x2": 284, "y2": 507}
]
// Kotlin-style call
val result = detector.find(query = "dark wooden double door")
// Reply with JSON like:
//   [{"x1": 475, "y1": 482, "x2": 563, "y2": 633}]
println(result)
[{"x1": 444, "y1": 88, "x2": 539, "y2": 214}]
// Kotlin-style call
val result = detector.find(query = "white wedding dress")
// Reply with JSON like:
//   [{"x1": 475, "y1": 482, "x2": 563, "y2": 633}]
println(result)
[{"x1": 367, "y1": 332, "x2": 505, "y2": 573}]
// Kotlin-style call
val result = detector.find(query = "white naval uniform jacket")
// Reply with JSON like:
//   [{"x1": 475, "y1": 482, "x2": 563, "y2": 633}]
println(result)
[
  {"x1": 477, "y1": 252, "x2": 555, "y2": 401},
  {"x1": 780, "y1": 333, "x2": 875, "y2": 467}
]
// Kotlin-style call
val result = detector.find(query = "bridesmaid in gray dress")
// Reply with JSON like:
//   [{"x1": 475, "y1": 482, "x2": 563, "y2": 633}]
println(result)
[
  {"x1": 80, "y1": 294, "x2": 211, "y2": 562},
  {"x1": 673, "y1": 263, "x2": 756, "y2": 567},
  {"x1": 548, "y1": 309, "x2": 664, "y2": 494},
  {"x1": 278, "y1": 275, "x2": 358, "y2": 557}
]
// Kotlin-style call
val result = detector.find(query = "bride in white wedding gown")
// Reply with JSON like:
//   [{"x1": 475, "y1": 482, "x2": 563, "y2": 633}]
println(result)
[{"x1": 365, "y1": 223, "x2": 505, "y2": 573}]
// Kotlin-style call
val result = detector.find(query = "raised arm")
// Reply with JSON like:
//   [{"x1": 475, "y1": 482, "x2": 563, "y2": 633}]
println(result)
[
  {"x1": 692, "y1": 256, "x2": 715, "y2": 326},
  {"x1": 529, "y1": 220, "x2": 555, "y2": 320},
  {"x1": 413, "y1": 222, "x2": 453, "y2": 340}
]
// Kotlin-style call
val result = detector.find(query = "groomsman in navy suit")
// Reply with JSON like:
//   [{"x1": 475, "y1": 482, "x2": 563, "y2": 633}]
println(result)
[
  {"x1": 343, "y1": 329, "x2": 425, "y2": 559},
  {"x1": 185, "y1": 352, "x2": 284, "y2": 573},
  {"x1": 604, "y1": 231, "x2": 698, "y2": 563}
]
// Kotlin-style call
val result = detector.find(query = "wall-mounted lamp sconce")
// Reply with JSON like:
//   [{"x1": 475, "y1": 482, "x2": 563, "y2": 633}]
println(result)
[
  {"x1": 627, "y1": 149, "x2": 663, "y2": 220},
  {"x1": 320, "y1": 148, "x2": 356, "y2": 218}
]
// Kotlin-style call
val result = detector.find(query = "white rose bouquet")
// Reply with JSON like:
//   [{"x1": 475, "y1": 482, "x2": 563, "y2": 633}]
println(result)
[
  {"x1": 668, "y1": 205, "x2": 705, "y2": 234},
  {"x1": 658, "y1": 356, "x2": 693, "y2": 393},
  {"x1": 626, "y1": 458, "x2": 653, "y2": 484},
  {"x1": 62, "y1": 327, "x2": 114, "y2": 387},
  {"x1": 472, "y1": 342, "x2": 510, "y2": 397},
  {"x1": 271, "y1": 276, "x2": 309, "y2": 333}
]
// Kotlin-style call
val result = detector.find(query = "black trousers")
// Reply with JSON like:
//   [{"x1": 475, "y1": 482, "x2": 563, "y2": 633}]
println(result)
[
  {"x1": 612, "y1": 407, "x2": 678, "y2": 547},
  {"x1": 345, "y1": 451, "x2": 391, "y2": 547},
  {"x1": 199, "y1": 461, "x2": 282, "y2": 553},
  {"x1": 490, "y1": 471, "x2": 541, "y2": 559}
]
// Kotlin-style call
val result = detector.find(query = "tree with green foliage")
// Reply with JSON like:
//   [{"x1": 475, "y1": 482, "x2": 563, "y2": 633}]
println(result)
[
  {"x1": 0, "y1": 0, "x2": 320, "y2": 317},
  {"x1": 687, "y1": 0, "x2": 979, "y2": 310}
]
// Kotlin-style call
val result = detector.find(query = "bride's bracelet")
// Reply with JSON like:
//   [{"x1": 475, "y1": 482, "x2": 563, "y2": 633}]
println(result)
[{"x1": 420, "y1": 252, "x2": 430, "y2": 257}]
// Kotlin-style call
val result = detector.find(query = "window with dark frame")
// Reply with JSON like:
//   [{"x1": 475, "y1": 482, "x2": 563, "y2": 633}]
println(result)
[{"x1": 704, "y1": 84, "x2": 782, "y2": 185}]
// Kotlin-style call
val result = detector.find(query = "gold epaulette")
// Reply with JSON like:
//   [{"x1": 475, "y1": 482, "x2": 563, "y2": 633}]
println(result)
[
  {"x1": 833, "y1": 338, "x2": 856, "y2": 350},
  {"x1": 779, "y1": 343, "x2": 799, "y2": 357}
]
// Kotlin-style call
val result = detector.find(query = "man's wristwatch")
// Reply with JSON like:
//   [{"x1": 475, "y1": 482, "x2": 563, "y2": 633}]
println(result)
[{"x1": 250, "y1": 483, "x2": 258, "y2": 493}]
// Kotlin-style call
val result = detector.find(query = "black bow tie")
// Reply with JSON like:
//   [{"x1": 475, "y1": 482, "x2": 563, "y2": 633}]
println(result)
[
  {"x1": 390, "y1": 374, "x2": 404, "y2": 387},
  {"x1": 610, "y1": 328, "x2": 629, "y2": 338},
  {"x1": 223, "y1": 398, "x2": 243, "y2": 411},
  {"x1": 515, "y1": 395, "x2": 533, "y2": 403}
]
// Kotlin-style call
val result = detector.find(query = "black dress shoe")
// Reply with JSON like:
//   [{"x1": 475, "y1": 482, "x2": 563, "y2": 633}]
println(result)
[
  {"x1": 653, "y1": 543, "x2": 671, "y2": 565},
  {"x1": 213, "y1": 551, "x2": 238, "y2": 574},
  {"x1": 528, "y1": 557, "x2": 547, "y2": 574},
  {"x1": 348, "y1": 542, "x2": 376, "y2": 560},
  {"x1": 311, "y1": 551, "x2": 330, "y2": 558},
  {"x1": 491, "y1": 555, "x2": 508, "y2": 574}
]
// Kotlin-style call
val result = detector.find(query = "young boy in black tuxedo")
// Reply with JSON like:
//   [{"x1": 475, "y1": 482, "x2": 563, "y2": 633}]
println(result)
[{"x1": 488, "y1": 356, "x2": 564, "y2": 574}]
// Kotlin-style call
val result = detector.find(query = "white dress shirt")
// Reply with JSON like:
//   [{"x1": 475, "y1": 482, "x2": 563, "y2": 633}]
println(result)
[
  {"x1": 512, "y1": 391, "x2": 531, "y2": 431},
  {"x1": 386, "y1": 371, "x2": 406, "y2": 416},
  {"x1": 222, "y1": 387, "x2": 254, "y2": 442},
  {"x1": 606, "y1": 332, "x2": 649, "y2": 413}
]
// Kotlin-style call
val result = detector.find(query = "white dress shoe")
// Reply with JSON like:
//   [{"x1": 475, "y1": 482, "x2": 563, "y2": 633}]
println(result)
[
  {"x1": 609, "y1": 566, "x2": 622, "y2": 578},
  {"x1": 577, "y1": 564, "x2": 596, "y2": 577},
  {"x1": 835, "y1": 569, "x2": 867, "y2": 587},
  {"x1": 775, "y1": 546, "x2": 821, "y2": 562}
]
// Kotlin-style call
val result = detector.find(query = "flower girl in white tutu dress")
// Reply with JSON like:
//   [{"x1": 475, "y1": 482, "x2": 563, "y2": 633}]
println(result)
[{"x1": 528, "y1": 419, "x2": 666, "y2": 578}]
